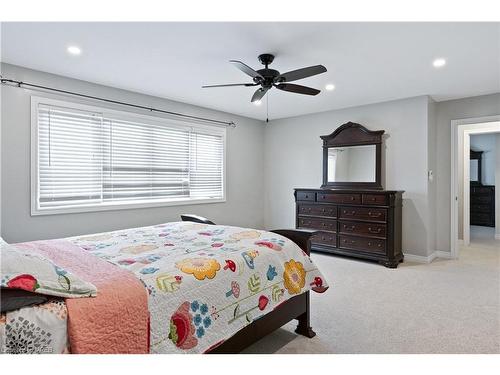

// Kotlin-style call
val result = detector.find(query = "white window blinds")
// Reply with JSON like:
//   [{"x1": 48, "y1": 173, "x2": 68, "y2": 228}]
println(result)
[{"x1": 34, "y1": 99, "x2": 225, "y2": 214}]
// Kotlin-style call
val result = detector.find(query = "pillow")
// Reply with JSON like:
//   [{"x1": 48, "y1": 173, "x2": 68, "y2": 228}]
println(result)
[
  {"x1": 0, "y1": 288, "x2": 49, "y2": 312},
  {"x1": 0, "y1": 237, "x2": 97, "y2": 298}
]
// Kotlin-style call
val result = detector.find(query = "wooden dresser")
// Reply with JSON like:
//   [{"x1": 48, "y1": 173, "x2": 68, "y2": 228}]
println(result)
[
  {"x1": 295, "y1": 188, "x2": 404, "y2": 268},
  {"x1": 470, "y1": 185, "x2": 495, "y2": 227}
]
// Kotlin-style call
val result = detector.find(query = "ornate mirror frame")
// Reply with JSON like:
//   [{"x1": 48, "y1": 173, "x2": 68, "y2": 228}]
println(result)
[{"x1": 321, "y1": 122, "x2": 384, "y2": 190}]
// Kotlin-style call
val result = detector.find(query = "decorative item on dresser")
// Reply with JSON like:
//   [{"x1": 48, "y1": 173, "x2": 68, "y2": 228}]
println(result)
[
  {"x1": 470, "y1": 150, "x2": 495, "y2": 227},
  {"x1": 295, "y1": 122, "x2": 404, "y2": 268}
]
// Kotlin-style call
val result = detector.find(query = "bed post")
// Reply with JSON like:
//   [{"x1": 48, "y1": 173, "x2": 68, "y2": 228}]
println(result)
[{"x1": 271, "y1": 229, "x2": 317, "y2": 338}]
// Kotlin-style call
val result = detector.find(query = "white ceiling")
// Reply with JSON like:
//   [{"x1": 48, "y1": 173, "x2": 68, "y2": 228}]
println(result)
[{"x1": 1, "y1": 22, "x2": 499, "y2": 121}]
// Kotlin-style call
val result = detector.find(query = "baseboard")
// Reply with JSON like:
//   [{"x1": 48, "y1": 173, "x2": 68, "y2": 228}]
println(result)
[
  {"x1": 495, "y1": 234, "x2": 500, "y2": 240},
  {"x1": 435, "y1": 251, "x2": 454, "y2": 259},
  {"x1": 403, "y1": 252, "x2": 437, "y2": 264},
  {"x1": 403, "y1": 251, "x2": 454, "y2": 264}
]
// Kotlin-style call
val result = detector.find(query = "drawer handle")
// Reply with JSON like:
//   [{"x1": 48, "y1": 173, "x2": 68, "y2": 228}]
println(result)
[
  {"x1": 321, "y1": 195, "x2": 326, "y2": 200},
  {"x1": 368, "y1": 212, "x2": 382, "y2": 217},
  {"x1": 368, "y1": 227, "x2": 382, "y2": 234},
  {"x1": 350, "y1": 196, "x2": 355, "y2": 201},
  {"x1": 343, "y1": 210, "x2": 356, "y2": 216},
  {"x1": 321, "y1": 208, "x2": 325, "y2": 212},
  {"x1": 370, "y1": 197, "x2": 376, "y2": 201},
  {"x1": 344, "y1": 225, "x2": 355, "y2": 231},
  {"x1": 304, "y1": 195, "x2": 309, "y2": 199},
  {"x1": 343, "y1": 239, "x2": 355, "y2": 244}
]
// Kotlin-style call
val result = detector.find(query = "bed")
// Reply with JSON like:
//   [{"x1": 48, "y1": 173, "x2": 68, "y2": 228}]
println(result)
[{"x1": 0, "y1": 215, "x2": 328, "y2": 354}]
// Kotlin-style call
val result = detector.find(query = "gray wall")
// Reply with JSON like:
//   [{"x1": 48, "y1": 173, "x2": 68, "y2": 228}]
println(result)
[
  {"x1": 497, "y1": 134, "x2": 500, "y2": 238},
  {"x1": 264, "y1": 96, "x2": 432, "y2": 257},
  {"x1": 2, "y1": 62, "x2": 498, "y2": 255},
  {"x1": 1, "y1": 63, "x2": 266, "y2": 242},
  {"x1": 427, "y1": 98, "x2": 437, "y2": 255},
  {"x1": 434, "y1": 93, "x2": 500, "y2": 251},
  {"x1": 0, "y1": 27, "x2": 3, "y2": 236},
  {"x1": 262, "y1": 93, "x2": 500, "y2": 257}
]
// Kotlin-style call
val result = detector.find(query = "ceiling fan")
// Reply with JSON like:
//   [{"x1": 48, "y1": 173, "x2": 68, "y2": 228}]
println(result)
[{"x1": 202, "y1": 54, "x2": 327, "y2": 103}]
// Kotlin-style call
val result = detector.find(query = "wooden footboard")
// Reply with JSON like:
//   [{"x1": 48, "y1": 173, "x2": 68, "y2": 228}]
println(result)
[{"x1": 180, "y1": 214, "x2": 317, "y2": 354}]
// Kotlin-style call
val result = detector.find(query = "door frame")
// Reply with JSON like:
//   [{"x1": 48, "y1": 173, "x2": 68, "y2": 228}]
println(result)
[{"x1": 451, "y1": 116, "x2": 500, "y2": 258}]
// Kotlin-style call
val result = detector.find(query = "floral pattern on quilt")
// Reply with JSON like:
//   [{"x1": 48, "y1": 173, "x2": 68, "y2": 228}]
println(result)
[{"x1": 69, "y1": 222, "x2": 329, "y2": 353}]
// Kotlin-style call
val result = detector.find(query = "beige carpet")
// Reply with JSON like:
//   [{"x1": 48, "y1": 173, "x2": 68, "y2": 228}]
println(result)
[{"x1": 243, "y1": 233, "x2": 500, "y2": 354}]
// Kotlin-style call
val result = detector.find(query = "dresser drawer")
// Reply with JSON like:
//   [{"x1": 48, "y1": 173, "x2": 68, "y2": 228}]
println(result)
[
  {"x1": 296, "y1": 191, "x2": 316, "y2": 201},
  {"x1": 339, "y1": 220, "x2": 387, "y2": 238},
  {"x1": 362, "y1": 194, "x2": 387, "y2": 205},
  {"x1": 298, "y1": 204, "x2": 337, "y2": 218},
  {"x1": 470, "y1": 204, "x2": 493, "y2": 213},
  {"x1": 471, "y1": 187, "x2": 494, "y2": 194},
  {"x1": 339, "y1": 206, "x2": 387, "y2": 222},
  {"x1": 471, "y1": 213, "x2": 492, "y2": 224},
  {"x1": 471, "y1": 195, "x2": 492, "y2": 204},
  {"x1": 338, "y1": 235, "x2": 386, "y2": 254},
  {"x1": 310, "y1": 232, "x2": 337, "y2": 247},
  {"x1": 297, "y1": 217, "x2": 337, "y2": 232},
  {"x1": 317, "y1": 193, "x2": 361, "y2": 204}
]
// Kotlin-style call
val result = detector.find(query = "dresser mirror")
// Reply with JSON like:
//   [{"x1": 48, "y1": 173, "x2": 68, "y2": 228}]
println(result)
[
  {"x1": 470, "y1": 150, "x2": 482, "y2": 185},
  {"x1": 327, "y1": 145, "x2": 377, "y2": 183},
  {"x1": 321, "y1": 122, "x2": 384, "y2": 189}
]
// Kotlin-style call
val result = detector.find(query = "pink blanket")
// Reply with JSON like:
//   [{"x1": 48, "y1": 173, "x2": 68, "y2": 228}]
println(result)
[{"x1": 16, "y1": 240, "x2": 149, "y2": 354}]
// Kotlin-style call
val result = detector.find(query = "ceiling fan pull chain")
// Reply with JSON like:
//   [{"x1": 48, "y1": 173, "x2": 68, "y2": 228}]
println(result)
[{"x1": 266, "y1": 94, "x2": 269, "y2": 123}]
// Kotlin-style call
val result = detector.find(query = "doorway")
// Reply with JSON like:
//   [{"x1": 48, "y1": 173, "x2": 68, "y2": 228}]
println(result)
[{"x1": 450, "y1": 117, "x2": 500, "y2": 258}]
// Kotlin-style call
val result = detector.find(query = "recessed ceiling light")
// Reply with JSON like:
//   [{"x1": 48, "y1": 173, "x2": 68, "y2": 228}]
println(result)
[
  {"x1": 325, "y1": 84, "x2": 335, "y2": 91},
  {"x1": 253, "y1": 100, "x2": 262, "y2": 106},
  {"x1": 432, "y1": 58, "x2": 446, "y2": 68},
  {"x1": 67, "y1": 45, "x2": 82, "y2": 56}
]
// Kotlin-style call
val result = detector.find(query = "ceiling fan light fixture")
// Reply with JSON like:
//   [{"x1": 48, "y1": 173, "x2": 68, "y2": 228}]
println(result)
[
  {"x1": 253, "y1": 100, "x2": 262, "y2": 106},
  {"x1": 325, "y1": 83, "x2": 335, "y2": 91}
]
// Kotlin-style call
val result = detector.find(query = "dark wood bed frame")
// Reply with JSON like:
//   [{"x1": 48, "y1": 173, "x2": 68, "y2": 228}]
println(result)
[{"x1": 179, "y1": 214, "x2": 317, "y2": 354}]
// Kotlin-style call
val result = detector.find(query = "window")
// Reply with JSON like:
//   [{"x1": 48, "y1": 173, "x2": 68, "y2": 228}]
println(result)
[{"x1": 31, "y1": 97, "x2": 226, "y2": 215}]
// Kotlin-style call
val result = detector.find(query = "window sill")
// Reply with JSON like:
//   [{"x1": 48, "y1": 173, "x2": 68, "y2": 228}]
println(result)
[{"x1": 31, "y1": 197, "x2": 226, "y2": 216}]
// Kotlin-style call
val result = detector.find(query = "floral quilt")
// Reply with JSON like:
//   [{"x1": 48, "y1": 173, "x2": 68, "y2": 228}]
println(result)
[{"x1": 68, "y1": 221, "x2": 329, "y2": 353}]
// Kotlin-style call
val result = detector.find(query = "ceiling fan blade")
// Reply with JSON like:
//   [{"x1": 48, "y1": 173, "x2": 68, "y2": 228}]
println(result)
[
  {"x1": 230, "y1": 60, "x2": 264, "y2": 80},
  {"x1": 251, "y1": 87, "x2": 269, "y2": 102},
  {"x1": 275, "y1": 83, "x2": 320, "y2": 96},
  {"x1": 277, "y1": 65, "x2": 327, "y2": 82},
  {"x1": 202, "y1": 83, "x2": 257, "y2": 88}
]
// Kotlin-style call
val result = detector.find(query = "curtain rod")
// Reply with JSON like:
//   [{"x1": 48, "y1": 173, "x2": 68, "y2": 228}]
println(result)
[{"x1": 0, "y1": 77, "x2": 236, "y2": 128}]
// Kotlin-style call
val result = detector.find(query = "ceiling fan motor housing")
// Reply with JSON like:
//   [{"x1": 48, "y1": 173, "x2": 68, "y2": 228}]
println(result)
[
  {"x1": 256, "y1": 54, "x2": 281, "y2": 87},
  {"x1": 256, "y1": 68, "x2": 281, "y2": 87}
]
